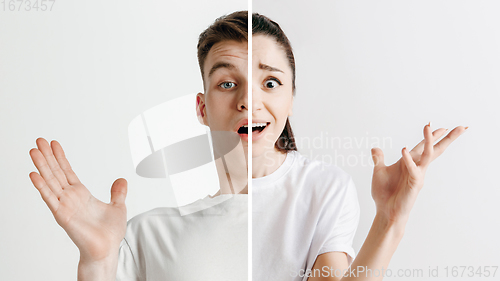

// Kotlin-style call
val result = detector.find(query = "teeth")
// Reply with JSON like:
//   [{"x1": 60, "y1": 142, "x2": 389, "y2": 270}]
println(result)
[{"x1": 242, "y1": 123, "x2": 267, "y2": 128}]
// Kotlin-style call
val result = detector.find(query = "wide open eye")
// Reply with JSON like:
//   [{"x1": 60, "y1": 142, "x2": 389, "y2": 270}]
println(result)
[
  {"x1": 219, "y1": 81, "x2": 237, "y2": 89},
  {"x1": 264, "y1": 78, "x2": 282, "y2": 89}
]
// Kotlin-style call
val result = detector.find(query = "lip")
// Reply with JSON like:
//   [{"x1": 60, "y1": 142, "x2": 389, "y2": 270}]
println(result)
[
  {"x1": 234, "y1": 118, "x2": 248, "y2": 132},
  {"x1": 235, "y1": 118, "x2": 270, "y2": 142}
]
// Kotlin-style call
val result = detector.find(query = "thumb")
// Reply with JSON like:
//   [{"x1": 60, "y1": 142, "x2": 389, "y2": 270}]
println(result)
[
  {"x1": 110, "y1": 178, "x2": 128, "y2": 205},
  {"x1": 371, "y1": 147, "x2": 386, "y2": 168}
]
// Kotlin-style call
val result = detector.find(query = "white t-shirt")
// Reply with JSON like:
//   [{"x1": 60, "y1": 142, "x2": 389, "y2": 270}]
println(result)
[
  {"x1": 252, "y1": 150, "x2": 360, "y2": 281},
  {"x1": 116, "y1": 194, "x2": 248, "y2": 281}
]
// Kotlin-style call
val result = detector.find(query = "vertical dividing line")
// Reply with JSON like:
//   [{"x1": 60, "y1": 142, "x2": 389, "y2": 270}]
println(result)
[{"x1": 247, "y1": 4, "x2": 253, "y2": 281}]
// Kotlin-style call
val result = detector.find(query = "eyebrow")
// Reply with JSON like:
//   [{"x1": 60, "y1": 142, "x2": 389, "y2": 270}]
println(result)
[
  {"x1": 208, "y1": 62, "x2": 236, "y2": 77},
  {"x1": 259, "y1": 63, "x2": 284, "y2": 73}
]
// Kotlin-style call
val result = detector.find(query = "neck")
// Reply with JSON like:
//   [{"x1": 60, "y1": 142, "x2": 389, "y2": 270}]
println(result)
[
  {"x1": 252, "y1": 148, "x2": 287, "y2": 178},
  {"x1": 212, "y1": 142, "x2": 248, "y2": 196}
]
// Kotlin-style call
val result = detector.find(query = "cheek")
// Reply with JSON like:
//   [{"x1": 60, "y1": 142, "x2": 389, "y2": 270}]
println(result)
[
  {"x1": 268, "y1": 104, "x2": 290, "y2": 134},
  {"x1": 205, "y1": 93, "x2": 233, "y2": 124},
  {"x1": 207, "y1": 92, "x2": 232, "y2": 108},
  {"x1": 269, "y1": 94, "x2": 293, "y2": 119}
]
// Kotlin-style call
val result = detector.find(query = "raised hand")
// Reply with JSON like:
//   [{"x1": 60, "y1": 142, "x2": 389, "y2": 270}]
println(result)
[
  {"x1": 29, "y1": 138, "x2": 127, "y2": 263},
  {"x1": 370, "y1": 124, "x2": 467, "y2": 225}
]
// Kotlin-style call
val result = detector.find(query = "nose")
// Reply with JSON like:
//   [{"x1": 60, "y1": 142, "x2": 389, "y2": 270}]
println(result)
[
  {"x1": 237, "y1": 82, "x2": 263, "y2": 114},
  {"x1": 237, "y1": 85, "x2": 249, "y2": 111},
  {"x1": 251, "y1": 83, "x2": 263, "y2": 114}
]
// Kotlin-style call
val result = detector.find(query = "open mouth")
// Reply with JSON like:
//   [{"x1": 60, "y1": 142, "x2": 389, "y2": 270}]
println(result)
[{"x1": 237, "y1": 122, "x2": 269, "y2": 135}]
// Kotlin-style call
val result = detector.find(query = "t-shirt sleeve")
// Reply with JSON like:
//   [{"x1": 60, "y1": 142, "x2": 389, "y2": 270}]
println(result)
[
  {"x1": 318, "y1": 176, "x2": 360, "y2": 265},
  {"x1": 116, "y1": 238, "x2": 142, "y2": 281}
]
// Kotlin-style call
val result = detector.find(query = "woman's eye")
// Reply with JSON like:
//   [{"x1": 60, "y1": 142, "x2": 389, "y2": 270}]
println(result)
[
  {"x1": 219, "y1": 82, "x2": 236, "y2": 89},
  {"x1": 264, "y1": 78, "x2": 282, "y2": 89}
]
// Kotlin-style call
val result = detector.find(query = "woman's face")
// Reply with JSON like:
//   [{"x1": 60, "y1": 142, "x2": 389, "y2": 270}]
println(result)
[{"x1": 252, "y1": 35, "x2": 294, "y2": 158}]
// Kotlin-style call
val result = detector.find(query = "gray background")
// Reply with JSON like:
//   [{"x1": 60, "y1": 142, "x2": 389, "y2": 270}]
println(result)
[
  {"x1": 254, "y1": 0, "x2": 500, "y2": 280},
  {"x1": 0, "y1": 0, "x2": 246, "y2": 280}
]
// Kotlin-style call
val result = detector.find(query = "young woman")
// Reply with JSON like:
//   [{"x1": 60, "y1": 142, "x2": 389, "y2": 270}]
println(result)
[{"x1": 250, "y1": 13, "x2": 467, "y2": 281}]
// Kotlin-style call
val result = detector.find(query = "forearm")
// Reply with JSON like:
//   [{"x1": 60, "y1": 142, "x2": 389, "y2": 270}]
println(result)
[
  {"x1": 340, "y1": 214, "x2": 406, "y2": 281},
  {"x1": 77, "y1": 253, "x2": 119, "y2": 281}
]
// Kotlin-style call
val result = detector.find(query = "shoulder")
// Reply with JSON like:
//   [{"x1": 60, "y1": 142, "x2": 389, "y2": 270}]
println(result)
[
  {"x1": 127, "y1": 206, "x2": 180, "y2": 224},
  {"x1": 124, "y1": 195, "x2": 213, "y2": 230},
  {"x1": 124, "y1": 194, "x2": 246, "y2": 235},
  {"x1": 281, "y1": 151, "x2": 357, "y2": 212},
  {"x1": 288, "y1": 151, "x2": 360, "y2": 227},
  {"x1": 289, "y1": 150, "x2": 353, "y2": 191},
  {"x1": 124, "y1": 206, "x2": 180, "y2": 236}
]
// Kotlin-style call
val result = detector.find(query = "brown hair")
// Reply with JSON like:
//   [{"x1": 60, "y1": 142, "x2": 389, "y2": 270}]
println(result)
[
  {"x1": 196, "y1": 11, "x2": 297, "y2": 153},
  {"x1": 252, "y1": 13, "x2": 297, "y2": 153},
  {"x1": 197, "y1": 11, "x2": 248, "y2": 81}
]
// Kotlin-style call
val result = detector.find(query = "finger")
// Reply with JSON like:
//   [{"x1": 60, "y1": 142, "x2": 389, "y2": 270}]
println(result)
[
  {"x1": 433, "y1": 126, "x2": 468, "y2": 160},
  {"x1": 419, "y1": 122, "x2": 434, "y2": 167},
  {"x1": 402, "y1": 147, "x2": 418, "y2": 176},
  {"x1": 371, "y1": 147, "x2": 386, "y2": 169},
  {"x1": 36, "y1": 138, "x2": 68, "y2": 186},
  {"x1": 110, "y1": 178, "x2": 128, "y2": 205},
  {"x1": 51, "y1": 140, "x2": 81, "y2": 185},
  {"x1": 29, "y1": 171, "x2": 60, "y2": 213},
  {"x1": 30, "y1": 147, "x2": 63, "y2": 198},
  {"x1": 410, "y1": 128, "x2": 448, "y2": 159}
]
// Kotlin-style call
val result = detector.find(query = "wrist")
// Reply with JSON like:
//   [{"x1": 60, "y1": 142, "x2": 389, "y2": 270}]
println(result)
[
  {"x1": 373, "y1": 213, "x2": 407, "y2": 239},
  {"x1": 78, "y1": 253, "x2": 119, "y2": 281}
]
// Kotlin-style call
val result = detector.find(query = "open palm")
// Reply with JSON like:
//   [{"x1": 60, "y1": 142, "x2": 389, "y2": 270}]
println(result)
[
  {"x1": 29, "y1": 138, "x2": 127, "y2": 262},
  {"x1": 370, "y1": 124, "x2": 467, "y2": 224}
]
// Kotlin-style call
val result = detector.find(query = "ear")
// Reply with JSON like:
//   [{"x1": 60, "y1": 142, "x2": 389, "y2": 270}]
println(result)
[
  {"x1": 196, "y1": 92, "x2": 209, "y2": 126},
  {"x1": 288, "y1": 95, "x2": 294, "y2": 116}
]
